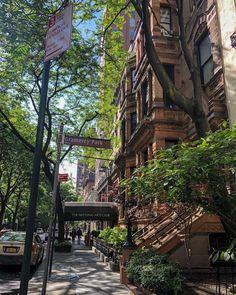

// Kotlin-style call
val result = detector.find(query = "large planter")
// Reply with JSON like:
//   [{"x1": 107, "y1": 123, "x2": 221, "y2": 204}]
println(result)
[
  {"x1": 54, "y1": 242, "x2": 72, "y2": 252},
  {"x1": 109, "y1": 261, "x2": 120, "y2": 272}
]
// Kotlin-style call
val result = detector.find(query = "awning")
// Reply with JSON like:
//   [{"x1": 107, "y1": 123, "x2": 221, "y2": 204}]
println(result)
[{"x1": 63, "y1": 202, "x2": 119, "y2": 221}]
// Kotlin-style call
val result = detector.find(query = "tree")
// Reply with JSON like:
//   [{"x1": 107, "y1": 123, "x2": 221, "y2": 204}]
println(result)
[
  {"x1": 122, "y1": 125, "x2": 236, "y2": 237},
  {"x1": 130, "y1": 0, "x2": 210, "y2": 137},
  {"x1": 0, "y1": 122, "x2": 32, "y2": 229},
  {"x1": 0, "y1": 0, "x2": 100, "y2": 240}
]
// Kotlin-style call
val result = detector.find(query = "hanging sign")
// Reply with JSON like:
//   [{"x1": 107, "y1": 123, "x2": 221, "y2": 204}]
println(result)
[
  {"x1": 59, "y1": 173, "x2": 69, "y2": 182},
  {"x1": 45, "y1": 5, "x2": 73, "y2": 61}
]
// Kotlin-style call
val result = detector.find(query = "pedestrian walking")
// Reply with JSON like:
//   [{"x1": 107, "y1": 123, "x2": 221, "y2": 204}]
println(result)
[
  {"x1": 71, "y1": 228, "x2": 76, "y2": 242},
  {"x1": 77, "y1": 227, "x2": 82, "y2": 244},
  {"x1": 65, "y1": 226, "x2": 69, "y2": 239}
]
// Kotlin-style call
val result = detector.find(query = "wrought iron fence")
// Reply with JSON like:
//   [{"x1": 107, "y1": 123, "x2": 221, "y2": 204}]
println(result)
[{"x1": 93, "y1": 237, "x2": 120, "y2": 263}]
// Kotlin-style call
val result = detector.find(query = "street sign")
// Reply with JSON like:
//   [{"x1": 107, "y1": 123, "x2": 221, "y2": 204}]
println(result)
[
  {"x1": 45, "y1": 5, "x2": 73, "y2": 61},
  {"x1": 59, "y1": 173, "x2": 69, "y2": 182},
  {"x1": 64, "y1": 135, "x2": 112, "y2": 149}
]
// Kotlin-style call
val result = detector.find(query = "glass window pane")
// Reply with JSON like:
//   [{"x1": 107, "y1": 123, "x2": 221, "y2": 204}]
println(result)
[
  {"x1": 203, "y1": 58, "x2": 213, "y2": 84},
  {"x1": 199, "y1": 35, "x2": 212, "y2": 66}
]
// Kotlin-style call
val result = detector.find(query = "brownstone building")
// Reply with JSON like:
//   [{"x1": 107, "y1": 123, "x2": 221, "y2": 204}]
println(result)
[{"x1": 95, "y1": 0, "x2": 235, "y2": 268}]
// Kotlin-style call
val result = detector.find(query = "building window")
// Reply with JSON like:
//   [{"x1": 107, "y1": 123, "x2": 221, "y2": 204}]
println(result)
[
  {"x1": 130, "y1": 166, "x2": 136, "y2": 176},
  {"x1": 129, "y1": 15, "x2": 136, "y2": 41},
  {"x1": 141, "y1": 80, "x2": 148, "y2": 117},
  {"x1": 130, "y1": 112, "x2": 137, "y2": 134},
  {"x1": 195, "y1": 0, "x2": 203, "y2": 8},
  {"x1": 163, "y1": 64, "x2": 177, "y2": 109},
  {"x1": 141, "y1": 31, "x2": 146, "y2": 56},
  {"x1": 143, "y1": 149, "x2": 148, "y2": 166},
  {"x1": 198, "y1": 34, "x2": 213, "y2": 84},
  {"x1": 160, "y1": 6, "x2": 171, "y2": 36},
  {"x1": 165, "y1": 139, "x2": 179, "y2": 149},
  {"x1": 121, "y1": 119, "x2": 126, "y2": 150},
  {"x1": 131, "y1": 68, "x2": 136, "y2": 90}
]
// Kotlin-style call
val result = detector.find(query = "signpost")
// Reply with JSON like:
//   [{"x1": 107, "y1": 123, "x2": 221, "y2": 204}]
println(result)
[
  {"x1": 41, "y1": 124, "x2": 64, "y2": 295},
  {"x1": 19, "y1": 4, "x2": 72, "y2": 295},
  {"x1": 64, "y1": 135, "x2": 112, "y2": 149}
]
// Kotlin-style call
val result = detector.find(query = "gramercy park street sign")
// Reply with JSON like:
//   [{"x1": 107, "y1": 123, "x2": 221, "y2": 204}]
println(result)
[{"x1": 64, "y1": 135, "x2": 112, "y2": 149}]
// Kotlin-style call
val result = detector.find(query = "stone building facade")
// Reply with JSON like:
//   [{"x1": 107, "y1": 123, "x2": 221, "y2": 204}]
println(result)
[{"x1": 94, "y1": 0, "x2": 235, "y2": 268}]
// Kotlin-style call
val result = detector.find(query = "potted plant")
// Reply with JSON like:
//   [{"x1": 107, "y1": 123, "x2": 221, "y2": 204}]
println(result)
[{"x1": 54, "y1": 240, "x2": 72, "y2": 252}]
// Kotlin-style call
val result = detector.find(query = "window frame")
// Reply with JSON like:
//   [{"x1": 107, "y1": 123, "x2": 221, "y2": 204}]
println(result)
[
  {"x1": 121, "y1": 119, "x2": 126, "y2": 150},
  {"x1": 160, "y1": 6, "x2": 172, "y2": 36},
  {"x1": 141, "y1": 80, "x2": 148, "y2": 117},
  {"x1": 163, "y1": 64, "x2": 177, "y2": 109},
  {"x1": 130, "y1": 68, "x2": 136, "y2": 90},
  {"x1": 198, "y1": 34, "x2": 213, "y2": 85},
  {"x1": 130, "y1": 112, "x2": 137, "y2": 135}
]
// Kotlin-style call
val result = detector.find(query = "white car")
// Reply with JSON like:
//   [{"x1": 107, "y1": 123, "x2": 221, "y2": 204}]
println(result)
[{"x1": 0, "y1": 231, "x2": 44, "y2": 268}]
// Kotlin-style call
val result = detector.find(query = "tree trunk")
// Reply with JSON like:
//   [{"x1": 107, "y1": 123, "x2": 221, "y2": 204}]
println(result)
[
  {"x1": 56, "y1": 187, "x2": 65, "y2": 242},
  {"x1": 0, "y1": 201, "x2": 7, "y2": 229},
  {"x1": 139, "y1": 0, "x2": 211, "y2": 138},
  {"x1": 11, "y1": 192, "x2": 22, "y2": 231}
]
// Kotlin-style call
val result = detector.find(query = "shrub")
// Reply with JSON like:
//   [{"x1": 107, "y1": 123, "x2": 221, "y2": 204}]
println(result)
[
  {"x1": 107, "y1": 227, "x2": 127, "y2": 250},
  {"x1": 91, "y1": 230, "x2": 100, "y2": 237},
  {"x1": 54, "y1": 240, "x2": 72, "y2": 252},
  {"x1": 126, "y1": 249, "x2": 157, "y2": 284},
  {"x1": 126, "y1": 249, "x2": 184, "y2": 294},
  {"x1": 98, "y1": 227, "x2": 112, "y2": 242},
  {"x1": 99, "y1": 227, "x2": 127, "y2": 250}
]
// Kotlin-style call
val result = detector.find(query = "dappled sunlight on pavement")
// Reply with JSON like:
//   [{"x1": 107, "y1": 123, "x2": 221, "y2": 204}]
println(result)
[{"x1": 28, "y1": 240, "x2": 129, "y2": 294}]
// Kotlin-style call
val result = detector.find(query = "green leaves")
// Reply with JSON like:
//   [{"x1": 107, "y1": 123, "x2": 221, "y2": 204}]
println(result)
[
  {"x1": 126, "y1": 249, "x2": 184, "y2": 294},
  {"x1": 122, "y1": 125, "x2": 236, "y2": 236},
  {"x1": 98, "y1": 226, "x2": 127, "y2": 250}
]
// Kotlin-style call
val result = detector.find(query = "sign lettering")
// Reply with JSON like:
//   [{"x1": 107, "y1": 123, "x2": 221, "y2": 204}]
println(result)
[
  {"x1": 45, "y1": 5, "x2": 73, "y2": 61},
  {"x1": 64, "y1": 135, "x2": 112, "y2": 149}
]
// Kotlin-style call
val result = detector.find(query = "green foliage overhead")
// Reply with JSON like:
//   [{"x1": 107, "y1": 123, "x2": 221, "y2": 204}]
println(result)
[
  {"x1": 121, "y1": 124, "x2": 236, "y2": 238},
  {"x1": 122, "y1": 125, "x2": 236, "y2": 234}
]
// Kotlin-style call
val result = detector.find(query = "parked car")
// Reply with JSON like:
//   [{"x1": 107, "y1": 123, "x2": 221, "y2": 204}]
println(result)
[
  {"x1": 0, "y1": 229, "x2": 11, "y2": 237},
  {"x1": 0, "y1": 231, "x2": 44, "y2": 268}
]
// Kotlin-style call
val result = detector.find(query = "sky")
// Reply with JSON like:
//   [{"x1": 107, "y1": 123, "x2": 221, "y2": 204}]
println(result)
[{"x1": 60, "y1": 160, "x2": 78, "y2": 185}]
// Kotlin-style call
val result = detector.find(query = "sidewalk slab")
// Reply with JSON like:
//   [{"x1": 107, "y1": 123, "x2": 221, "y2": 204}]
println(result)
[{"x1": 28, "y1": 241, "x2": 129, "y2": 295}]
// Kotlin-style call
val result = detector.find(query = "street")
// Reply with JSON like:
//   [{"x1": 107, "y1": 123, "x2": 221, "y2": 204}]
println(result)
[{"x1": 0, "y1": 265, "x2": 22, "y2": 294}]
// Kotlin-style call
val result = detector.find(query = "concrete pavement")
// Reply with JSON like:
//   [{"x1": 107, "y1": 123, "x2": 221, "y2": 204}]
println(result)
[{"x1": 28, "y1": 240, "x2": 130, "y2": 295}]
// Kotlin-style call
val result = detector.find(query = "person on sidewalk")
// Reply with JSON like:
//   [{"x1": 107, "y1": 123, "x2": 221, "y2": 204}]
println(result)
[
  {"x1": 77, "y1": 227, "x2": 82, "y2": 244},
  {"x1": 71, "y1": 228, "x2": 76, "y2": 242}
]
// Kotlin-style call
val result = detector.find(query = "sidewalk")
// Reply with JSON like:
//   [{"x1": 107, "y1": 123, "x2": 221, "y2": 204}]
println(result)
[{"x1": 28, "y1": 240, "x2": 130, "y2": 295}]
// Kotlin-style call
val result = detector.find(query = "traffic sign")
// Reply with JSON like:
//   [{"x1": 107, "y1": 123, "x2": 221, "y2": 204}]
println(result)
[
  {"x1": 45, "y1": 5, "x2": 73, "y2": 61},
  {"x1": 59, "y1": 173, "x2": 69, "y2": 182},
  {"x1": 64, "y1": 135, "x2": 112, "y2": 149}
]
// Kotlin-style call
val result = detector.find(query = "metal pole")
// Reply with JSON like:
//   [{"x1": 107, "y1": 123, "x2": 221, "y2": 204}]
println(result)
[
  {"x1": 19, "y1": 60, "x2": 50, "y2": 295},
  {"x1": 41, "y1": 124, "x2": 64, "y2": 295},
  {"x1": 48, "y1": 183, "x2": 60, "y2": 277}
]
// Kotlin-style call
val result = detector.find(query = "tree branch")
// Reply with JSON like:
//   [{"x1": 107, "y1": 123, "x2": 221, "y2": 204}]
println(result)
[
  {"x1": 0, "y1": 109, "x2": 35, "y2": 153},
  {"x1": 60, "y1": 111, "x2": 99, "y2": 162},
  {"x1": 141, "y1": 0, "x2": 194, "y2": 115}
]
